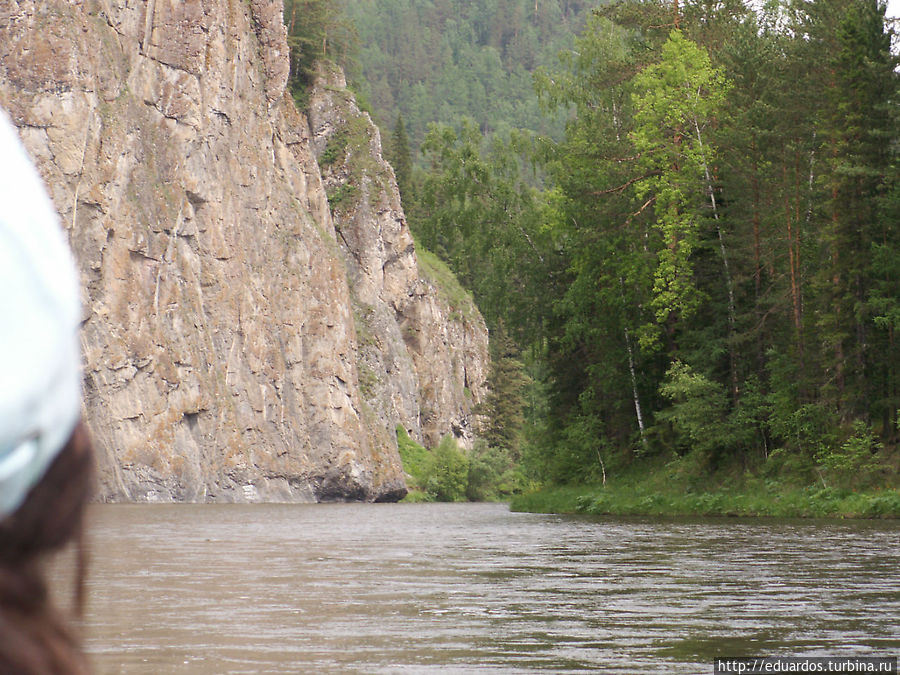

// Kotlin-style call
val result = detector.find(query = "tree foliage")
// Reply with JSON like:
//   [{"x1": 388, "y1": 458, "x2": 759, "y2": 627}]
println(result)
[
  {"x1": 477, "y1": 323, "x2": 531, "y2": 459},
  {"x1": 284, "y1": 0, "x2": 358, "y2": 97},
  {"x1": 424, "y1": 436, "x2": 470, "y2": 502},
  {"x1": 343, "y1": 0, "x2": 596, "y2": 154},
  {"x1": 388, "y1": 115, "x2": 413, "y2": 202},
  {"x1": 305, "y1": 1, "x2": 900, "y2": 493},
  {"x1": 522, "y1": 0, "x2": 899, "y2": 485}
]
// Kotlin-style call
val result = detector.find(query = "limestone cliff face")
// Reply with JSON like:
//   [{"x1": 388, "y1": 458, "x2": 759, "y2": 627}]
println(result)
[
  {"x1": 308, "y1": 66, "x2": 488, "y2": 450},
  {"x1": 0, "y1": 0, "x2": 488, "y2": 502}
]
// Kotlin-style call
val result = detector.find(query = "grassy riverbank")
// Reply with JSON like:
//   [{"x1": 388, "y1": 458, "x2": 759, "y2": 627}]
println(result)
[
  {"x1": 510, "y1": 484, "x2": 900, "y2": 518},
  {"x1": 510, "y1": 456, "x2": 900, "y2": 518}
]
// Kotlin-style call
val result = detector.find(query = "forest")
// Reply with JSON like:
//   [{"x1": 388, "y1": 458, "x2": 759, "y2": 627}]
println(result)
[{"x1": 284, "y1": 0, "x2": 900, "y2": 513}]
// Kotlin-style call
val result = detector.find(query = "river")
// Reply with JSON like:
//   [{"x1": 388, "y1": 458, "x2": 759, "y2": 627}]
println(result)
[{"x1": 70, "y1": 502, "x2": 899, "y2": 674}]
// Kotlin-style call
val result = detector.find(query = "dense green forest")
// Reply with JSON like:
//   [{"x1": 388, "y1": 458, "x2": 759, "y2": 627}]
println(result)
[
  {"x1": 342, "y1": 0, "x2": 595, "y2": 151},
  {"x1": 286, "y1": 0, "x2": 593, "y2": 150},
  {"x1": 286, "y1": 0, "x2": 900, "y2": 512}
]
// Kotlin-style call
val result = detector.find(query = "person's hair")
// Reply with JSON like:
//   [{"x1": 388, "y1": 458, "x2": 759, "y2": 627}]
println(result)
[{"x1": 0, "y1": 421, "x2": 94, "y2": 675}]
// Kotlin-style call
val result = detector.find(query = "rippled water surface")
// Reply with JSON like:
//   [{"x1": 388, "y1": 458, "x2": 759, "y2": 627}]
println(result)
[{"x1": 75, "y1": 503, "x2": 900, "y2": 673}]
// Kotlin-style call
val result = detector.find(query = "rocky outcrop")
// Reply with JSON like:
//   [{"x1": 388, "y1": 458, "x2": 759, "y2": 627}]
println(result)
[
  {"x1": 0, "y1": 0, "x2": 488, "y2": 502},
  {"x1": 308, "y1": 66, "x2": 488, "y2": 449}
]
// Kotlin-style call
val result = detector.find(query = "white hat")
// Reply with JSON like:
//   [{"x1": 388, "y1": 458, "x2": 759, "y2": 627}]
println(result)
[{"x1": 0, "y1": 108, "x2": 82, "y2": 517}]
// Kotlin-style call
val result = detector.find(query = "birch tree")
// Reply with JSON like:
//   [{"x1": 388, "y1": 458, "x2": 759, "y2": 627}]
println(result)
[{"x1": 630, "y1": 31, "x2": 731, "y2": 353}]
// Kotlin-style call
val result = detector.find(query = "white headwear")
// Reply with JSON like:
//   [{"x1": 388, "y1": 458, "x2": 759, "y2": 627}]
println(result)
[{"x1": 0, "y1": 108, "x2": 82, "y2": 517}]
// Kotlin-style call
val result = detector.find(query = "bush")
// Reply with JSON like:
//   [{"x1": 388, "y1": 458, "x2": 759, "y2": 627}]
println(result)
[
  {"x1": 396, "y1": 426, "x2": 430, "y2": 494},
  {"x1": 466, "y1": 441, "x2": 528, "y2": 501},
  {"x1": 398, "y1": 428, "x2": 527, "y2": 502},
  {"x1": 815, "y1": 420, "x2": 885, "y2": 488},
  {"x1": 657, "y1": 361, "x2": 734, "y2": 461},
  {"x1": 465, "y1": 441, "x2": 502, "y2": 501},
  {"x1": 425, "y1": 436, "x2": 470, "y2": 502}
]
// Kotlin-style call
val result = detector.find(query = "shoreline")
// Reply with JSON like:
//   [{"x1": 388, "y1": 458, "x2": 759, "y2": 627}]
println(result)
[{"x1": 509, "y1": 484, "x2": 900, "y2": 519}]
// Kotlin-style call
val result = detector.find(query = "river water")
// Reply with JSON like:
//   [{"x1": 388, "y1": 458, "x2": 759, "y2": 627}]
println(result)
[{"x1": 71, "y1": 502, "x2": 899, "y2": 674}]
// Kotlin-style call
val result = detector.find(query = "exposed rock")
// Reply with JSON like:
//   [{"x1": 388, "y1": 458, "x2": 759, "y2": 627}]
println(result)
[
  {"x1": 308, "y1": 65, "x2": 488, "y2": 449},
  {"x1": 0, "y1": 0, "x2": 487, "y2": 503}
]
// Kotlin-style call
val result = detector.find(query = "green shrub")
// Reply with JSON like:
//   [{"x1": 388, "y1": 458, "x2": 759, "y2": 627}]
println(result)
[
  {"x1": 396, "y1": 425, "x2": 430, "y2": 492},
  {"x1": 465, "y1": 441, "x2": 527, "y2": 501},
  {"x1": 816, "y1": 420, "x2": 885, "y2": 488},
  {"x1": 425, "y1": 436, "x2": 469, "y2": 502},
  {"x1": 465, "y1": 441, "x2": 502, "y2": 501},
  {"x1": 320, "y1": 128, "x2": 349, "y2": 167},
  {"x1": 326, "y1": 182, "x2": 358, "y2": 210},
  {"x1": 861, "y1": 491, "x2": 900, "y2": 517}
]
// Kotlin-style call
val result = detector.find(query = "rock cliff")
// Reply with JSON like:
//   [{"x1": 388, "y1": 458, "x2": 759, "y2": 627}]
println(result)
[
  {"x1": 0, "y1": 0, "x2": 488, "y2": 503},
  {"x1": 308, "y1": 66, "x2": 487, "y2": 450}
]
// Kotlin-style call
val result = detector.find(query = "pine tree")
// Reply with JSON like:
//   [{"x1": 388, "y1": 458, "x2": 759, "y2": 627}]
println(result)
[
  {"x1": 809, "y1": 0, "x2": 898, "y2": 421},
  {"x1": 390, "y1": 114, "x2": 413, "y2": 203},
  {"x1": 477, "y1": 324, "x2": 531, "y2": 460},
  {"x1": 283, "y1": 0, "x2": 357, "y2": 96}
]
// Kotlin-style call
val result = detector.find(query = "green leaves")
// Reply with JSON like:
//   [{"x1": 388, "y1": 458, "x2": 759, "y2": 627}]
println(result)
[
  {"x1": 413, "y1": 120, "x2": 556, "y2": 339},
  {"x1": 424, "y1": 437, "x2": 470, "y2": 502},
  {"x1": 389, "y1": 115, "x2": 413, "y2": 201},
  {"x1": 358, "y1": 1, "x2": 900, "y2": 493},
  {"x1": 631, "y1": 31, "x2": 729, "y2": 331},
  {"x1": 283, "y1": 0, "x2": 358, "y2": 96},
  {"x1": 396, "y1": 429, "x2": 469, "y2": 502},
  {"x1": 476, "y1": 324, "x2": 531, "y2": 459},
  {"x1": 528, "y1": 0, "x2": 900, "y2": 489},
  {"x1": 343, "y1": 0, "x2": 584, "y2": 154}
]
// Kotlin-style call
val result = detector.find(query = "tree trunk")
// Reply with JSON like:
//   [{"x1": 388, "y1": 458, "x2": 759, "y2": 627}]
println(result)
[
  {"x1": 624, "y1": 325, "x2": 648, "y2": 452},
  {"x1": 783, "y1": 162, "x2": 804, "y2": 367},
  {"x1": 694, "y1": 118, "x2": 738, "y2": 399}
]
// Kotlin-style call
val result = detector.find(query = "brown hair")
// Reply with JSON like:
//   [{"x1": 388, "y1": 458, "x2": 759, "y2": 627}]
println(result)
[{"x1": 0, "y1": 421, "x2": 94, "y2": 675}]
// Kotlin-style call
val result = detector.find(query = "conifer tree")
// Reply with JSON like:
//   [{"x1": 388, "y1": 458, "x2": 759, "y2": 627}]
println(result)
[
  {"x1": 814, "y1": 0, "x2": 898, "y2": 421},
  {"x1": 477, "y1": 323, "x2": 531, "y2": 460},
  {"x1": 334, "y1": 0, "x2": 900, "y2": 484},
  {"x1": 283, "y1": 0, "x2": 357, "y2": 95},
  {"x1": 390, "y1": 115, "x2": 413, "y2": 203}
]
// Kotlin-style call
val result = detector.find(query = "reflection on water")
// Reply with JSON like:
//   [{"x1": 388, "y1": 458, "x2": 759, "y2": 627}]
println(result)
[{"x1": 72, "y1": 503, "x2": 900, "y2": 674}]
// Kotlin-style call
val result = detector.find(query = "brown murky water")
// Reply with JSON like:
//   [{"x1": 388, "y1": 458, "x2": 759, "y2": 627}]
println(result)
[{"x1": 69, "y1": 502, "x2": 900, "y2": 673}]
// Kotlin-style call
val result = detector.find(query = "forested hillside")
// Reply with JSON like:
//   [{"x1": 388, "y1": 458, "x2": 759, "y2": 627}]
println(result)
[
  {"x1": 286, "y1": 0, "x2": 900, "y2": 511},
  {"x1": 344, "y1": 0, "x2": 595, "y2": 151}
]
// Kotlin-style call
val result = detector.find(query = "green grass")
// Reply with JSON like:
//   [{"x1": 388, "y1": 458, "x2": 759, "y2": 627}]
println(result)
[
  {"x1": 326, "y1": 182, "x2": 359, "y2": 211},
  {"x1": 510, "y1": 451, "x2": 900, "y2": 519},
  {"x1": 510, "y1": 483, "x2": 900, "y2": 519},
  {"x1": 509, "y1": 485, "x2": 588, "y2": 514},
  {"x1": 414, "y1": 242, "x2": 478, "y2": 320}
]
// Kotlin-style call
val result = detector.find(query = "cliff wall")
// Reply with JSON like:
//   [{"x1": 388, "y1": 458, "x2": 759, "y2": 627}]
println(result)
[
  {"x1": 0, "y1": 0, "x2": 488, "y2": 502},
  {"x1": 308, "y1": 66, "x2": 488, "y2": 450}
]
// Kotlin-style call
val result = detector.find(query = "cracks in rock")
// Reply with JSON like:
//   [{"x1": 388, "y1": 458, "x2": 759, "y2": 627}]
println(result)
[
  {"x1": 140, "y1": 98, "x2": 193, "y2": 129},
  {"x1": 129, "y1": 248, "x2": 159, "y2": 263},
  {"x1": 185, "y1": 188, "x2": 207, "y2": 208},
  {"x1": 93, "y1": 0, "x2": 125, "y2": 45},
  {"x1": 382, "y1": 243, "x2": 415, "y2": 273},
  {"x1": 70, "y1": 106, "x2": 95, "y2": 231},
  {"x1": 211, "y1": 109, "x2": 231, "y2": 125},
  {"x1": 141, "y1": 53, "x2": 202, "y2": 79},
  {"x1": 133, "y1": 355, "x2": 153, "y2": 372},
  {"x1": 183, "y1": 409, "x2": 206, "y2": 435},
  {"x1": 335, "y1": 226, "x2": 361, "y2": 266},
  {"x1": 140, "y1": 0, "x2": 157, "y2": 56},
  {"x1": 17, "y1": 121, "x2": 50, "y2": 130}
]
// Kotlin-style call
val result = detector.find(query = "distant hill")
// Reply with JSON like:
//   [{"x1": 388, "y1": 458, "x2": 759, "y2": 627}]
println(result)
[{"x1": 344, "y1": 0, "x2": 598, "y2": 151}]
